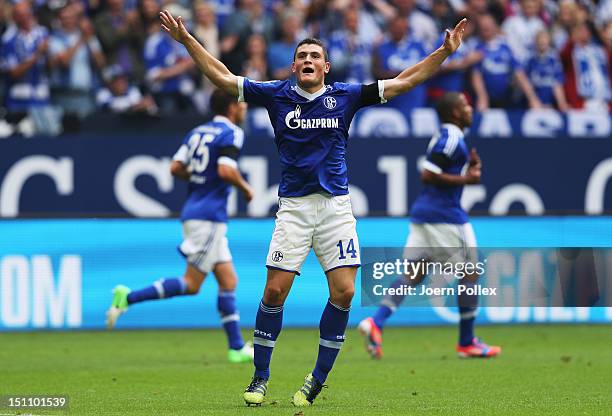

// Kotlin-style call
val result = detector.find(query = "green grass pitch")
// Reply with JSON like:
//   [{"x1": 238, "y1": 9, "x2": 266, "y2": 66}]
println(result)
[{"x1": 1, "y1": 325, "x2": 610, "y2": 415}]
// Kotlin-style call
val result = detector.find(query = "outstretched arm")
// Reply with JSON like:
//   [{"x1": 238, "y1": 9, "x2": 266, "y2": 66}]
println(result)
[
  {"x1": 382, "y1": 18, "x2": 467, "y2": 101},
  {"x1": 160, "y1": 10, "x2": 238, "y2": 96}
]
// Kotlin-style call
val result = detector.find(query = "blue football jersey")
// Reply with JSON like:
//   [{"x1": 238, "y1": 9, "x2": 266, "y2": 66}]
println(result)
[
  {"x1": 173, "y1": 115, "x2": 244, "y2": 223},
  {"x1": 475, "y1": 37, "x2": 521, "y2": 101},
  {"x1": 411, "y1": 124, "x2": 469, "y2": 224},
  {"x1": 238, "y1": 77, "x2": 383, "y2": 197},
  {"x1": 1, "y1": 25, "x2": 50, "y2": 111},
  {"x1": 375, "y1": 38, "x2": 428, "y2": 110},
  {"x1": 525, "y1": 51, "x2": 564, "y2": 105},
  {"x1": 144, "y1": 32, "x2": 192, "y2": 94},
  {"x1": 429, "y1": 34, "x2": 472, "y2": 93}
]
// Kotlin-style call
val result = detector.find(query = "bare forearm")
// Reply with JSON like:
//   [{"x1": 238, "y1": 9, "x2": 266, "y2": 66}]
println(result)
[
  {"x1": 221, "y1": 169, "x2": 250, "y2": 194},
  {"x1": 55, "y1": 39, "x2": 85, "y2": 67},
  {"x1": 366, "y1": 0, "x2": 396, "y2": 20},
  {"x1": 170, "y1": 161, "x2": 191, "y2": 181},
  {"x1": 471, "y1": 70, "x2": 488, "y2": 104},
  {"x1": 553, "y1": 84, "x2": 569, "y2": 111},
  {"x1": 401, "y1": 46, "x2": 450, "y2": 85},
  {"x1": 384, "y1": 46, "x2": 451, "y2": 98},
  {"x1": 182, "y1": 34, "x2": 237, "y2": 95},
  {"x1": 515, "y1": 70, "x2": 539, "y2": 103},
  {"x1": 424, "y1": 172, "x2": 469, "y2": 187},
  {"x1": 9, "y1": 55, "x2": 39, "y2": 78},
  {"x1": 158, "y1": 58, "x2": 195, "y2": 80}
]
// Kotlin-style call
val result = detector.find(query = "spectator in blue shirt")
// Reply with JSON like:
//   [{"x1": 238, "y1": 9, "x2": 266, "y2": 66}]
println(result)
[
  {"x1": 49, "y1": 3, "x2": 106, "y2": 119},
  {"x1": 470, "y1": 13, "x2": 542, "y2": 110},
  {"x1": 373, "y1": 14, "x2": 428, "y2": 111},
  {"x1": 525, "y1": 30, "x2": 569, "y2": 110},
  {"x1": 96, "y1": 64, "x2": 157, "y2": 114},
  {"x1": 141, "y1": 0, "x2": 195, "y2": 114},
  {"x1": 326, "y1": 8, "x2": 374, "y2": 84},
  {"x1": 428, "y1": 20, "x2": 482, "y2": 103},
  {"x1": 1, "y1": 1, "x2": 61, "y2": 135},
  {"x1": 267, "y1": 10, "x2": 302, "y2": 80}
]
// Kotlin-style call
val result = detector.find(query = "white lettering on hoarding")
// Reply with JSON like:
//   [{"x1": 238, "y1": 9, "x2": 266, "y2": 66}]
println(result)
[
  {"x1": 0, "y1": 156, "x2": 73, "y2": 217},
  {"x1": 0, "y1": 255, "x2": 82, "y2": 328}
]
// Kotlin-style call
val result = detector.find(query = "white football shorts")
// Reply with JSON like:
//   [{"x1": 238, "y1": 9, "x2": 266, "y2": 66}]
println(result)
[
  {"x1": 266, "y1": 193, "x2": 360, "y2": 274},
  {"x1": 179, "y1": 220, "x2": 232, "y2": 274},
  {"x1": 404, "y1": 222, "x2": 478, "y2": 264}
]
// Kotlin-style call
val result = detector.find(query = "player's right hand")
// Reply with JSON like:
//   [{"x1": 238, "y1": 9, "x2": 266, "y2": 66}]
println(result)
[
  {"x1": 465, "y1": 165, "x2": 481, "y2": 184},
  {"x1": 243, "y1": 185, "x2": 254, "y2": 203},
  {"x1": 160, "y1": 10, "x2": 190, "y2": 44}
]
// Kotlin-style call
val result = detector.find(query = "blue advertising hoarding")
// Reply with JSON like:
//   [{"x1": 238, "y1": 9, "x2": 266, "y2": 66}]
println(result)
[
  {"x1": 0, "y1": 217, "x2": 611, "y2": 331},
  {"x1": 1, "y1": 127, "x2": 611, "y2": 217}
]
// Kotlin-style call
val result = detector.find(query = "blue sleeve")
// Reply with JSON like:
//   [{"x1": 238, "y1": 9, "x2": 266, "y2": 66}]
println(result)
[
  {"x1": 218, "y1": 127, "x2": 245, "y2": 150},
  {"x1": 429, "y1": 129, "x2": 459, "y2": 159},
  {"x1": 239, "y1": 77, "x2": 284, "y2": 106},
  {"x1": 335, "y1": 82, "x2": 369, "y2": 114}
]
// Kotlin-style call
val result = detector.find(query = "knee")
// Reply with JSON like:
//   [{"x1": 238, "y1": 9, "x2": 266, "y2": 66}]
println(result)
[
  {"x1": 218, "y1": 276, "x2": 237, "y2": 292},
  {"x1": 263, "y1": 285, "x2": 285, "y2": 305},
  {"x1": 184, "y1": 280, "x2": 200, "y2": 295},
  {"x1": 331, "y1": 285, "x2": 355, "y2": 308}
]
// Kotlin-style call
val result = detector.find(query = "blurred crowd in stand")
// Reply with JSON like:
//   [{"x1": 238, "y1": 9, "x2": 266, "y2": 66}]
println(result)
[{"x1": 0, "y1": 0, "x2": 610, "y2": 137}]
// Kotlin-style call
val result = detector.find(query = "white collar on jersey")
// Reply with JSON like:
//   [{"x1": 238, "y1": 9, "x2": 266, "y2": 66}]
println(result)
[
  {"x1": 213, "y1": 115, "x2": 238, "y2": 129},
  {"x1": 294, "y1": 84, "x2": 327, "y2": 101},
  {"x1": 441, "y1": 123, "x2": 465, "y2": 137}
]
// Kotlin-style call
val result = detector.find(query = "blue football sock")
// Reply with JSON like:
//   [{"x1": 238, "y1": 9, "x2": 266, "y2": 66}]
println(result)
[
  {"x1": 373, "y1": 277, "x2": 409, "y2": 329},
  {"x1": 218, "y1": 290, "x2": 244, "y2": 350},
  {"x1": 373, "y1": 306, "x2": 393, "y2": 330},
  {"x1": 458, "y1": 279, "x2": 479, "y2": 346},
  {"x1": 312, "y1": 300, "x2": 350, "y2": 384},
  {"x1": 253, "y1": 301, "x2": 283, "y2": 380},
  {"x1": 126, "y1": 278, "x2": 187, "y2": 305}
]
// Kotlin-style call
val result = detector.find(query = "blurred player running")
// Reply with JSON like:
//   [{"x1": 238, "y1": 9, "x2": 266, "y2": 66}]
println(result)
[
  {"x1": 106, "y1": 89, "x2": 255, "y2": 364},
  {"x1": 359, "y1": 92, "x2": 501, "y2": 359},
  {"x1": 159, "y1": 9, "x2": 467, "y2": 406}
]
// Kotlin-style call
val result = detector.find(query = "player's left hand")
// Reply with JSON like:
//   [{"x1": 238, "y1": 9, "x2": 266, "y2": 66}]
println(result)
[
  {"x1": 443, "y1": 18, "x2": 467, "y2": 54},
  {"x1": 160, "y1": 10, "x2": 190, "y2": 44},
  {"x1": 469, "y1": 148, "x2": 481, "y2": 168}
]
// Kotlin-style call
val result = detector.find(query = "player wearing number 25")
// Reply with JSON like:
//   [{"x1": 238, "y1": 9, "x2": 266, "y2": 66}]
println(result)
[{"x1": 106, "y1": 89, "x2": 255, "y2": 364}]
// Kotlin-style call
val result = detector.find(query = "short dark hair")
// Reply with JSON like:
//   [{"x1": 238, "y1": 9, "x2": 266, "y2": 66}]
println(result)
[
  {"x1": 436, "y1": 92, "x2": 463, "y2": 123},
  {"x1": 293, "y1": 38, "x2": 329, "y2": 62},
  {"x1": 210, "y1": 89, "x2": 236, "y2": 116}
]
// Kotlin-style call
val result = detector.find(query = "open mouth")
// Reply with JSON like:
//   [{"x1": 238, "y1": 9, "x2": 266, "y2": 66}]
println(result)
[{"x1": 302, "y1": 67, "x2": 315, "y2": 74}]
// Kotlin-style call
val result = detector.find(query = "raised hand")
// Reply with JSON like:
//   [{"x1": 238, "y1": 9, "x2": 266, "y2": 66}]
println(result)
[
  {"x1": 443, "y1": 18, "x2": 467, "y2": 54},
  {"x1": 159, "y1": 9, "x2": 190, "y2": 44}
]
